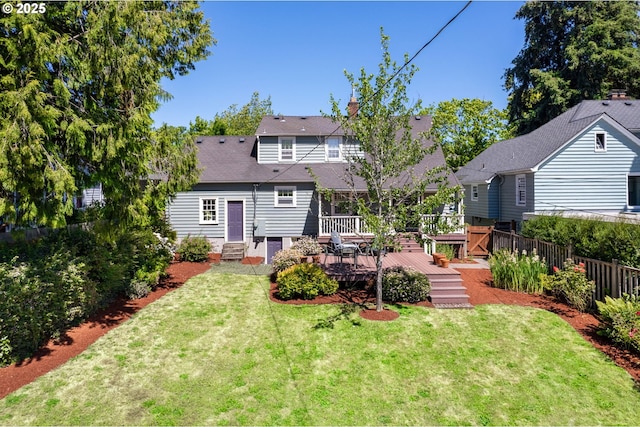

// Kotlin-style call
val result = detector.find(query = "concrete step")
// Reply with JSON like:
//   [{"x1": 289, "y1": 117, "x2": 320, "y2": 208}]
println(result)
[{"x1": 221, "y1": 243, "x2": 244, "y2": 261}]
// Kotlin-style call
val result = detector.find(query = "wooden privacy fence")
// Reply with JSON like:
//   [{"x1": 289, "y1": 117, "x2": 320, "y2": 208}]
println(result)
[{"x1": 492, "y1": 229, "x2": 640, "y2": 301}]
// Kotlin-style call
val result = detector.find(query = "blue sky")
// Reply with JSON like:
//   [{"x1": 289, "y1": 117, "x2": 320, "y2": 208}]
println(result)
[{"x1": 152, "y1": 1, "x2": 526, "y2": 128}]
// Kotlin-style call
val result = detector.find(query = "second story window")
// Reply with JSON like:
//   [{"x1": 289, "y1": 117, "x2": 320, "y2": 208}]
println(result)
[
  {"x1": 471, "y1": 185, "x2": 478, "y2": 201},
  {"x1": 595, "y1": 132, "x2": 607, "y2": 151},
  {"x1": 326, "y1": 137, "x2": 342, "y2": 161},
  {"x1": 516, "y1": 174, "x2": 526, "y2": 206},
  {"x1": 279, "y1": 137, "x2": 295, "y2": 161}
]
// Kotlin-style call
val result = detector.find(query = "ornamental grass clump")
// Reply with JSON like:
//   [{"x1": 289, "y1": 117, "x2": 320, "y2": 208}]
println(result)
[
  {"x1": 381, "y1": 265, "x2": 431, "y2": 303},
  {"x1": 276, "y1": 263, "x2": 338, "y2": 300},
  {"x1": 596, "y1": 294, "x2": 640, "y2": 353},
  {"x1": 291, "y1": 236, "x2": 323, "y2": 256},
  {"x1": 488, "y1": 249, "x2": 547, "y2": 293}
]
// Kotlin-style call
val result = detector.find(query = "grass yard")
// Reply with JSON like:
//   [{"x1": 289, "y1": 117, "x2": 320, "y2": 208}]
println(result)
[{"x1": 1, "y1": 272, "x2": 639, "y2": 425}]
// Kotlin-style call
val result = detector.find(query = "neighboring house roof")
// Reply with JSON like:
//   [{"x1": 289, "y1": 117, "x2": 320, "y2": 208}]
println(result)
[
  {"x1": 196, "y1": 116, "x2": 459, "y2": 190},
  {"x1": 456, "y1": 100, "x2": 640, "y2": 184}
]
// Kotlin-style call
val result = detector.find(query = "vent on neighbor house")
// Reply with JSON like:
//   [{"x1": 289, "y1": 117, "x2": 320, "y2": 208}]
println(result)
[
  {"x1": 196, "y1": 138, "x2": 203, "y2": 144},
  {"x1": 219, "y1": 138, "x2": 225, "y2": 143},
  {"x1": 239, "y1": 138, "x2": 245, "y2": 143}
]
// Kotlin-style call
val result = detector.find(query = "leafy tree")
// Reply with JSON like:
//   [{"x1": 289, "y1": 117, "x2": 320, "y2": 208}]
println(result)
[
  {"x1": 0, "y1": 1, "x2": 214, "y2": 227},
  {"x1": 188, "y1": 91, "x2": 273, "y2": 136},
  {"x1": 504, "y1": 1, "x2": 640, "y2": 135},
  {"x1": 424, "y1": 98, "x2": 513, "y2": 171},
  {"x1": 324, "y1": 30, "x2": 457, "y2": 312}
]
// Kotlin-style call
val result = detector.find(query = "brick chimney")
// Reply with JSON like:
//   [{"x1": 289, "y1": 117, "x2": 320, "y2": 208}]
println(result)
[
  {"x1": 347, "y1": 87, "x2": 359, "y2": 118},
  {"x1": 607, "y1": 89, "x2": 627, "y2": 100}
]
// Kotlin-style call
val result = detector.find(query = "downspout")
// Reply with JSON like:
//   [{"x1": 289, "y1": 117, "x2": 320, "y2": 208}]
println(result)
[
  {"x1": 252, "y1": 183, "x2": 259, "y2": 237},
  {"x1": 497, "y1": 174, "x2": 505, "y2": 222}
]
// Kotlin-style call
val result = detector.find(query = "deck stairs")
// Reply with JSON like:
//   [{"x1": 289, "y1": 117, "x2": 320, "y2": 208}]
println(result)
[
  {"x1": 397, "y1": 235, "x2": 423, "y2": 253},
  {"x1": 221, "y1": 243, "x2": 244, "y2": 262},
  {"x1": 428, "y1": 269, "x2": 472, "y2": 308}
]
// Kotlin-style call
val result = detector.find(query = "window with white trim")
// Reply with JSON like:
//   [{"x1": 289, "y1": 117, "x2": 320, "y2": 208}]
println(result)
[
  {"x1": 471, "y1": 185, "x2": 479, "y2": 201},
  {"x1": 275, "y1": 186, "x2": 296, "y2": 207},
  {"x1": 279, "y1": 137, "x2": 295, "y2": 161},
  {"x1": 595, "y1": 132, "x2": 607, "y2": 151},
  {"x1": 516, "y1": 174, "x2": 526, "y2": 206},
  {"x1": 628, "y1": 175, "x2": 640, "y2": 207},
  {"x1": 199, "y1": 198, "x2": 218, "y2": 224},
  {"x1": 326, "y1": 137, "x2": 342, "y2": 161}
]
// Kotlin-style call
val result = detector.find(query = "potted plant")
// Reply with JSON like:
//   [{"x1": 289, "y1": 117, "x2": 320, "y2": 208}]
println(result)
[{"x1": 291, "y1": 236, "x2": 323, "y2": 262}]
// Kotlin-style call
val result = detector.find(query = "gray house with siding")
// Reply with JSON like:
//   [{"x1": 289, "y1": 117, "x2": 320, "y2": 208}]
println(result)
[
  {"x1": 456, "y1": 96, "x2": 640, "y2": 230},
  {"x1": 167, "y1": 113, "x2": 459, "y2": 263}
]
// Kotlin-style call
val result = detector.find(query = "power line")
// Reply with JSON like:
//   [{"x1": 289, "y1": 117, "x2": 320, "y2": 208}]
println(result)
[{"x1": 258, "y1": 0, "x2": 472, "y2": 187}]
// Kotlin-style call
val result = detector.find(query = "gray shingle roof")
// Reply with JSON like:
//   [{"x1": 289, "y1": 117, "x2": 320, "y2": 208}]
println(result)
[
  {"x1": 456, "y1": 100, "x2": 640, "y2": 184},
  {"x1": 195, "y1": 116, "x2": 459, "y2": 190}
]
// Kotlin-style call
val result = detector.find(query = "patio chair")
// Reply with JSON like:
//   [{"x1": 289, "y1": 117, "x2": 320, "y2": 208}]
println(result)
[
  {"x1": 329, "y1": 231, "x2": 360, "y2": 254},
  {"x1": 329, "y1": 231, "x2": 360, "y2": 268}
]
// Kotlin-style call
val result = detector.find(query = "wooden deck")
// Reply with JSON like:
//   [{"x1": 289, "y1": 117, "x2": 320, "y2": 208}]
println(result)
[
  {"x1": 322, "y1": 251, "x2": 456, "y2": 278},
  {"x1": 321, "y1": 251, "x2": 472, "y2": 307}
]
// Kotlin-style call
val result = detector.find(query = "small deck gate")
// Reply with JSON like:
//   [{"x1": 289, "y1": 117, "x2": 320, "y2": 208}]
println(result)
[{"x1": 467, "y1": 226, "x2": 493, "y2": 257}]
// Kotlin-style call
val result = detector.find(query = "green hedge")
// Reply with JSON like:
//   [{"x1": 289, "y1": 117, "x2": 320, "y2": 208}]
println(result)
[
  {"x1": 521, "y1": 216, "x2": 640, "y2": 268},
  {"x1": 0, "y1": 225, "x2": 174, "y2": 365}
]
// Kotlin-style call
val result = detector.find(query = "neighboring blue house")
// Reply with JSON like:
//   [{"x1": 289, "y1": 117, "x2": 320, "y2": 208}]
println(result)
[
  {"x1": 456, "y1": 94, "x2": 640, "y2": 230},
  {"x1": 167, "y1": 108, "x2": 461, "y2": 263}
]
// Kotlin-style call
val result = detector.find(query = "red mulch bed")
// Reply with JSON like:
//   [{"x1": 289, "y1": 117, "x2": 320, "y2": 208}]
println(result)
[{"x1": 1, "y1": 263, "x2": 638, "y2": 400}]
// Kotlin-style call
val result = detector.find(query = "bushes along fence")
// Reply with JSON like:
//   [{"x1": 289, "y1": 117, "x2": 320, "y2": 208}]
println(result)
[{"x1": 492, "y1": 229, "x2": 640, "y2": 302}]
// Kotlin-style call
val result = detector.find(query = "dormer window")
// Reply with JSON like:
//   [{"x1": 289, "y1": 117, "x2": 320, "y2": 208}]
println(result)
[
  {"x1": 326, "y1": 137, "x2": 342, "y2": 161},
  {"x1": 279, "y1": 137, "x2": 295, "y2": 161},
  {"x1": 595, "y1": 132, "x2": 607, "y2": 152}
]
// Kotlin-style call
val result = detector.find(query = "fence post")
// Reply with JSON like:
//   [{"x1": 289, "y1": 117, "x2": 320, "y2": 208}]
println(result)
[
  {"x1": 567, "y1": 243, "x2": 573, "y2": 260},
  {"x1": 511, "y1": 230, "x2": 517, "y2": 252},
  {"x1": 612, "y1": 259, "x2": 619, "y2": 298}
]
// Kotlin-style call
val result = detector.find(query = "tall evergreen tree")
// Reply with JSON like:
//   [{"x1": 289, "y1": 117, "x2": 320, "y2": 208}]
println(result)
[
  {"x1": 504, "y1": 1, "x2": 640, "y2": 135},
  {"x1": 0, "y1": 1, "x2": 214, "y2": 227}
]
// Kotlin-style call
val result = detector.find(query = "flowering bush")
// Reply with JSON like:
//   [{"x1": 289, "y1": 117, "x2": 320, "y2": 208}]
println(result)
[
  {"x1": 382, "y1": 266, "x2": 431, "y2": 303},
  {"x1": 596, "y1": 294, "x2": 640, "y2": 353},
  {"x1": 488, "y1": 249, "x2": 547, "y2": 293},
  {"x1": 291, "y1": 236, "x2": 323, "y2": 255},
  {"x1": 276, "y1": 263, "x2": 338, "y2": 300},
  {"x1": 543, "y1": 259, "x2": 594, "y2": 312},
  {"x1": 271, "y1": 248, "x2": 304, "y2": 273},
  {"x1": 177, "y1": 235, "x2": 211, "y2": 262}
]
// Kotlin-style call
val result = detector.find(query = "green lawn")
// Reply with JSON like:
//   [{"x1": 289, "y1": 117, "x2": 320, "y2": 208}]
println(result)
[{"x1": 1, "y1": 272, "x2": 639, "y2": 426}]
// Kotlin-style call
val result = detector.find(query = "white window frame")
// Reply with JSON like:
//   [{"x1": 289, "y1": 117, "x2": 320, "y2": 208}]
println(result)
[
  {"x1": 515, "y1": 174, "x2": 526, "y2": 206},
  {"x1": 471, "y1": 185, "x2": 479, "y2": 201},
  {"x1": 627, "y1": 174, "x2": 640, "y2": 208},
  {"x1": 274, "y1": 186, "x2": 296, "y2": 207},
  {"x1": 325, "y1": 136, "x2": 342, "y2": 161},
  {"x1": 199, "y1": 197, "x2": 219, "y2": 224},
  {"x1": 278, "y1": 137, "x2": 295, "y2": 161},
  {"x1": 595, "y1": 132, "x2": 607, "y2": 152}
]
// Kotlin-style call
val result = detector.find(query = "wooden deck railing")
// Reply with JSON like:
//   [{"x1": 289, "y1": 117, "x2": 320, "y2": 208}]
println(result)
[
  {"x1": 421, "y1": 214, "x2": 465, "y2": 235},
  {"x1": 318, "y1": 216, "x2": 374, "y2": 236},
  {"x1": 319, "y1": 213, "x2": 466, "y2": 236},
  {"x1": 492, "y1": 229, "x2": 640, "y2": 302}
]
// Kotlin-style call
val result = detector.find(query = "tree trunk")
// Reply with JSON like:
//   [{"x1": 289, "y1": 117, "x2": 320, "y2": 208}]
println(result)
[{"x1": 376, "y1": 251, "x2": 384, "y2": 312}]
